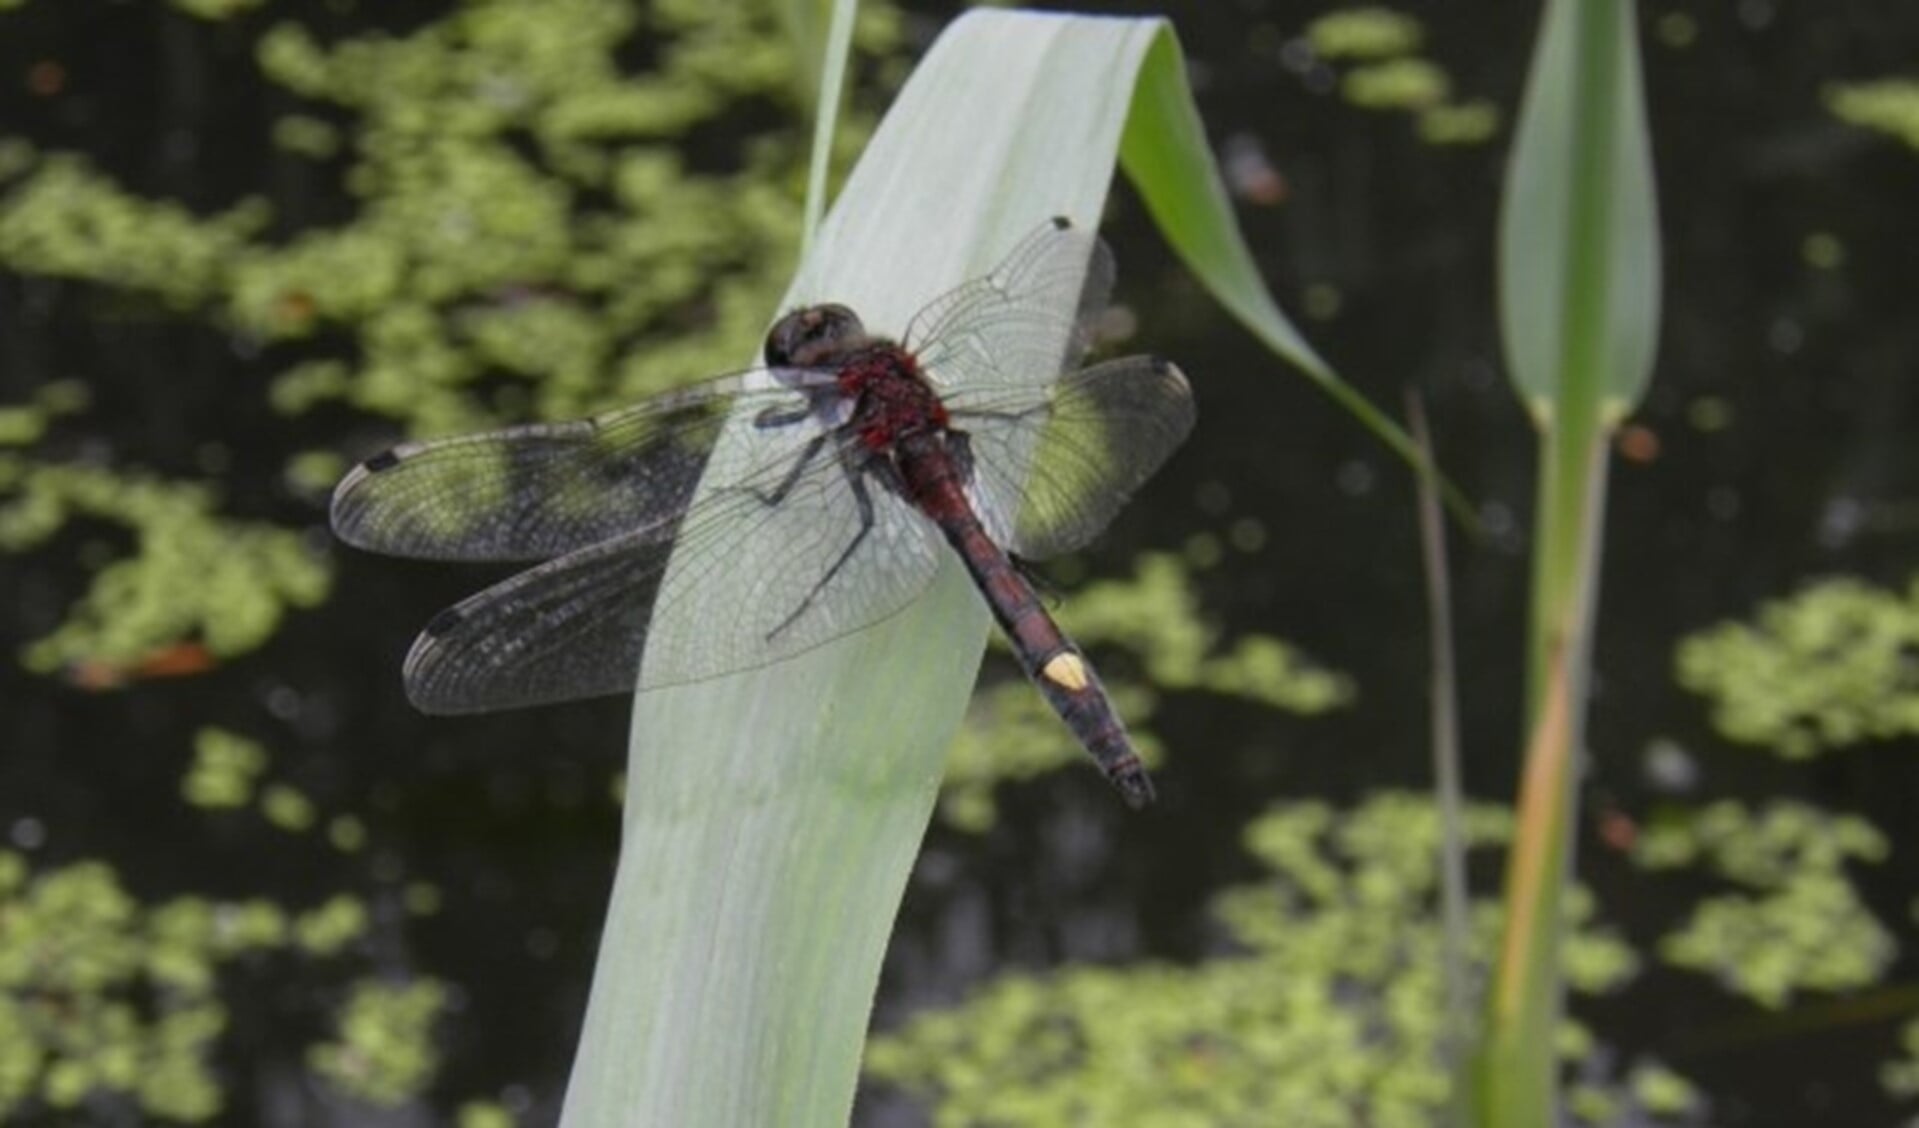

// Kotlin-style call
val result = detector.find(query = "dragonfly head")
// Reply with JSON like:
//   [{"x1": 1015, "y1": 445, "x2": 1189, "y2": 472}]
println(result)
[{"x1": 764, "y1": 303, "x2": 868, "y2": 368}]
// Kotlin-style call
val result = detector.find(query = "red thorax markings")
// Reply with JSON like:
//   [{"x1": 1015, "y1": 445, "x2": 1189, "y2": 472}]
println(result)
[{"x1": 838, "y1": 347, "x2": 949, "y2": 453}]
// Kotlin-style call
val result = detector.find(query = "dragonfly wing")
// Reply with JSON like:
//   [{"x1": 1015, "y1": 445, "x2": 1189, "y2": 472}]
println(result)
[
  {"x1": 637, "y1": 433, "x2": 946, "y2": 688},
  {"x1": 405, "y1": 423, "x2": 948, "y2": 710},
  {"x1": 404, "y1": 526, "x2": 669, "y2": 713},
  {"x1": 950, "y1": 357, "x2": 1195, "y2": 560},
  {"x1": 904, "y1": 217, "x2": 1116, "y2": 394},
  {"x1": 331, "y1": 375, "x2": 827, "y2": 562}
]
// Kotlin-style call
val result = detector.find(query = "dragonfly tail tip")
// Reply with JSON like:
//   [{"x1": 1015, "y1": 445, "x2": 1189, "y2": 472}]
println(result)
[{"x1": 1115, "y1": 768, "x2": 1156, "y2": 810}]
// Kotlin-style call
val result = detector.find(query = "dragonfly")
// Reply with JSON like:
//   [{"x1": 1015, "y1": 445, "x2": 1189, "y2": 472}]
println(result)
[{"x1": 330, "y1": 217, "x2": 1195, "y2": 808}]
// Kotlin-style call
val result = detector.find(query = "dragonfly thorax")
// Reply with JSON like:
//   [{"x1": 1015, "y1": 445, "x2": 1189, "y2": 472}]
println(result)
[{"x1": 838, "y1": 346, "x2": 950, "y2": 452}]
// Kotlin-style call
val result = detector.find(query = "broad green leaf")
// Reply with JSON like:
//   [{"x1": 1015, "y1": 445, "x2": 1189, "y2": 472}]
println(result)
[
  {"x1": 560, "y1": 9, "x2": 1400, "y2": 1127},
  {"x1": 1120, "y1": 32, "x2": 1473, "y2": 521},
  {"x1": 1498, "y1": 0, "x2": 1660, "y2": 424}
]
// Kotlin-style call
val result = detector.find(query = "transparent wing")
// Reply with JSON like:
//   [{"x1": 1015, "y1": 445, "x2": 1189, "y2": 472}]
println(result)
[
  {"x1": 948, "y1": 357, "x2": 1195, "y2": 560},
  {"x1": 904, "y1": 216, "x2": 1116, "y2": 395},
  {"x1": 330, "y1": 372, "x2": 836, "y2": 562},
  {"x1": 637, "y1": 427, "x2": 944, "y2": 690},
  {"x1": 403, "y1": 527, "x2": 667, "y2": 712},
  {"x1": 398, "y1": 420, "x2": 944, "y2": 712}
]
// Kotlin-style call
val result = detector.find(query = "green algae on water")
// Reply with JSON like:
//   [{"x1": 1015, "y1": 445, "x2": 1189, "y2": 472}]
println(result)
[
  {"x1": 868, "y1": 793, "x2": 1689, "y2": 1127},
  {"x1": 1676, "y1": 576, "x2": 1919, "y2": 758}
]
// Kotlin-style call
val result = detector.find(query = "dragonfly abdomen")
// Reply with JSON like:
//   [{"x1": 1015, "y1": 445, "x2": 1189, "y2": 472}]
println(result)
[{"x1": 901, "y1": 438, "x2": 1155, "y2": 809}]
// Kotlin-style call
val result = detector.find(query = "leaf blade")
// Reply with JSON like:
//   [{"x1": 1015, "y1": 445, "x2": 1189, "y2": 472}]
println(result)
[
  {"x1": 562, "y1": 13, "x2": 1166, "y2": 1128},
  {"x1": 1498, "y1": 0, "x2": 1661, "y2": 422}
]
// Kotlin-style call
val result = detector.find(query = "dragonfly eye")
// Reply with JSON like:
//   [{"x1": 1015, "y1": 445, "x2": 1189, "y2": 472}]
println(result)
[{"x1": 764, "y1": 303, "x2": 866, "y2": 367}]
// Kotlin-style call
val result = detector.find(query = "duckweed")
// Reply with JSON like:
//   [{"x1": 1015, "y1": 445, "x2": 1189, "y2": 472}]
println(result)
[
  {"x1": 0, "y1": 856, "x2": 382, "y2": 1122},
  {"x1": 0, "y1": 0, "x2": 903, "y2": 675},
  {"x1": 293, "y1": 895, "x2": 371, "y2": 957},
  {"x1": 1306, "y1": 8, "x2": 1425, "y2": 60},
  {"x1": 868, "y1": 793, "x2": 1678, "y2": 1127},
  {"x1": 458, "y1": 1100, "x2": 519, "y2": 1128},
  {"x1": 180, "y1": 727, "x2": 269, "y2": 809},
  {"x1": 1826, "y1": 79, "x2": 1919, "y2": 150},
  {"x1": 1883, "y1": 1016, "x2": 1919, "y2": 1100},
  {"x1": 307, "y1": 978, "x2": 448, "y2": 1107},
  {"x1": 260, "y1": 783, "x2": 319, "y2": 833},
  {"x1": 0, "y1": 458, "x2": 330, "y2": 674},
  {"x1": 1675, "y1": 577, "x2": 1919, "y2": 758},
  {"x1": 1300, "y1": 6, "x2": 1498, "y2": 146},
  {"x1": 1343, "y1": 59, "x2": 1451, "y2": 111},
  {"x1": 1637, "y1": 801, "x2": 1894, "y2": 1008}
]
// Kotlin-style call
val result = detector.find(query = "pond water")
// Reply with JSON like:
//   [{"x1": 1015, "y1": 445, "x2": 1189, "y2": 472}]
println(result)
[{"x1": 1, "y1": 1, "x2": 1916, "y2": 1125}]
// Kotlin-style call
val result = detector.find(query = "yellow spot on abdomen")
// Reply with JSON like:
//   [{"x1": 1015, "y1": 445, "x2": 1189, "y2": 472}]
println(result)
[{"x1": 1042, "y1": 653, "x2": 1090, "y2": 692}]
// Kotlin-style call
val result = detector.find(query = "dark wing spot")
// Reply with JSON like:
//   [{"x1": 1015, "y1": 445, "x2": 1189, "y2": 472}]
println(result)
[
  {"x1": 364, "y1": 449, "x2": 402, "y2": 472},
  {"x1": 423, "y1": 606, "x2": 465, "y2": 638},
  {"x1": 1048, "y1": 215, "x2": 1071, "y2": 231}
]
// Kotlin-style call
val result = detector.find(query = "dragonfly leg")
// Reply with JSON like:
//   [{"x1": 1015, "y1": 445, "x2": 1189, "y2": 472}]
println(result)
[
  {"x1": 749, "y1": 431, "x2": 831, "y2": 507},
  {"x1": 765, "y1": 460, "x2": 881, "y2": 641}
]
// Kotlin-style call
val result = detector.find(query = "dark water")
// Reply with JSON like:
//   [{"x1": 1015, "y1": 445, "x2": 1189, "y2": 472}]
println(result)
[{"x1": 3, "y1": 2, "x2": 1918, "y2": 1125}]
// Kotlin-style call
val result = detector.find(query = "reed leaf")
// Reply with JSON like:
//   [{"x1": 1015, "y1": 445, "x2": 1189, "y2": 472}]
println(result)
[
  {"x1": 564, "y1": 12, "x2": 1175, "y2": 1127},
  {"x1": 1477, "y1": 1, "x2": 1662, "y2": 1124}
]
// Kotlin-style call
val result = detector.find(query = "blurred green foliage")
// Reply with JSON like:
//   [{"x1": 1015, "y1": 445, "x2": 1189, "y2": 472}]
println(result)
[
  {"x1": 1802, "y1": 230, "x2": 1846, "y2": 271},
  {"x1": 1343, "y1": 59, "x2": 1451, "y2": 111},
  {"x1": 875, "y1": 791, "x2": 1907, "y2": 1122},
  {"x1": 0, "y1": 706, "x2": 501, "y2": 1123},
  {"x1": 0, "y1": 0, "x2": 901, "y2": 674},
  {"x1": 169, "y1": 0, "x2": 265, "y2": 20},
  {"x1": 1653, "y1": 12, "x2": 1699, "y2": 50},
  {"x1": 1566, "y1": 1062, "x2": 1700, "y2": 1127},
  {"x1": 459, "y1": 1099, "x2": 520, "y2": 1128},
  {"x1": 0, "y1": 156, "x2": 272, "y2": 306},
  {"x1": 0, "y1": 5, "x2": 909, "y2": 1118},
  {"x1": 868, "y1": 793, "x2": 1694, "y2": 1127},
  {"x1": 943, "y1": 553, "x2": 1352, "y2": 829},
  {"x1": 180, "y1": 726, "x2": 270, "y2": 809},
  {"x1": 182, "y1": 727, "x2": 380, "y2": 858},
  {"x1": 0, "y1": 852, "x2": 377, "y2": 1122},
  {"x1": 261, "y1": 781, "x2": 320, "y2": 832},
  {"x1": 239, "y1": 0, "x2": 895, "y2": 431},
  {"x1": 1303, "y1": 6, "x2": 1500, "y2": 147},
  {"x1": 1884, "y1": 1011, "x2": 1919, "y2": 1102},
  {"x1": 329, "y1": 814, "x2": 370, "y2": 854},
  {"x1": 1826, "y1": 78, "x2": 1919, "y2": 150},
  {"x1": 0, "y1": 456, "x2": 330, "y2": 674},
  {"x1": 307, "y1": 978, "x2": 449, "y2": 1107},
  {"x1": 1418, "y1": 100, "x2": 1502, "y2": 146},
  {"x1": 1637, "y1": 801, "x2": 1894, "y2": 1009},
  {"x1": 1675, "y1": 576, "x2": 1919, "y2": 758},
  {"x1": 1306, "y1": 8, "x2": 1424, "y2": 60},
  {"x1": 0, "y1": 380, "x2": 86, "y2": 448}
]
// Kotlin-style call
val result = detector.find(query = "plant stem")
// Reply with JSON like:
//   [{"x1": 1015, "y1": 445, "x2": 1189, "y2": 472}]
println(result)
[{"x1": 1481, "y1": 1, "x2": 1629, "y2": 1123}]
